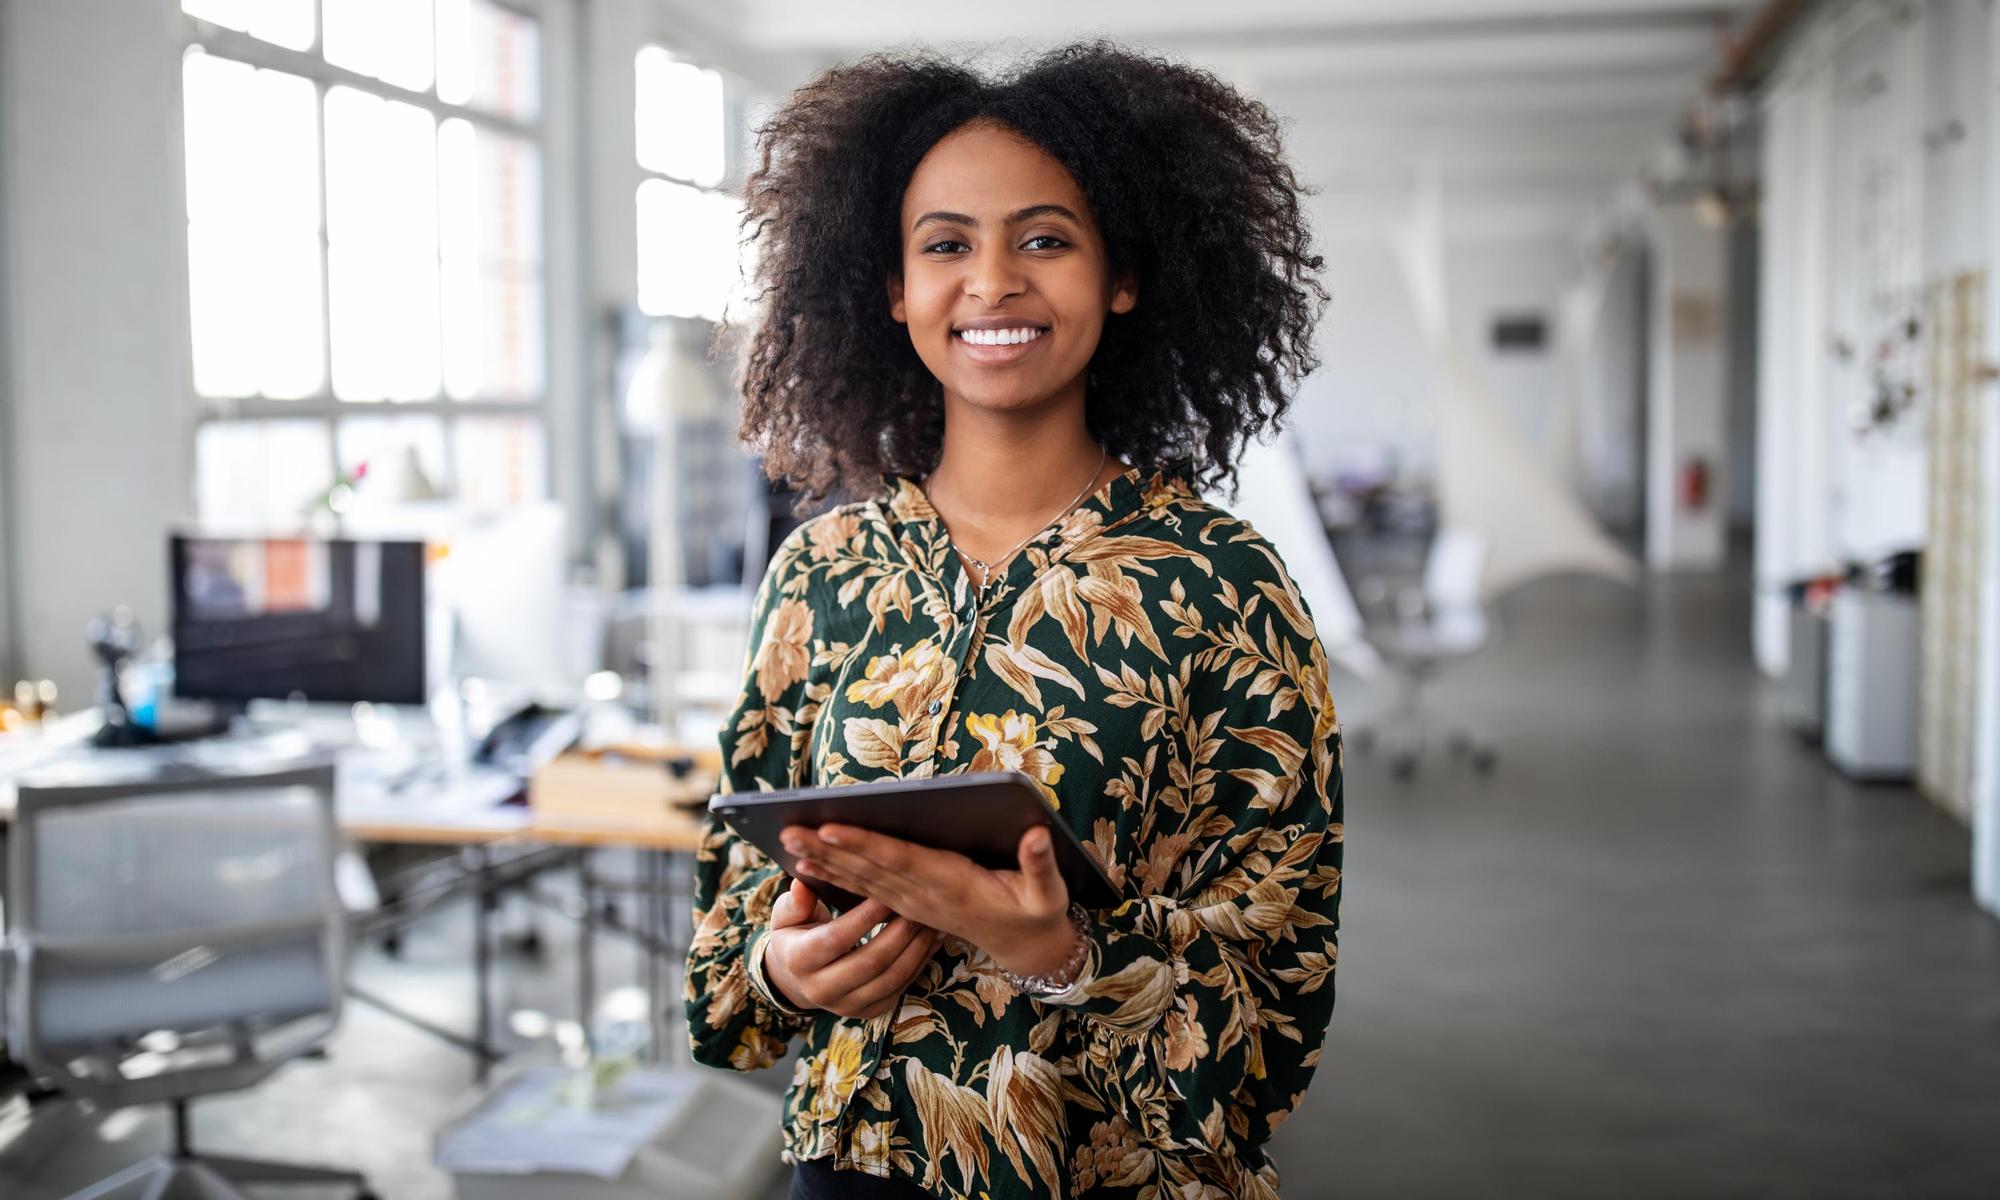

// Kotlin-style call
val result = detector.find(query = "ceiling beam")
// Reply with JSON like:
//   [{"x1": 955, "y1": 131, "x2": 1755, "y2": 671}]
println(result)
[
  {"x1": 1196, "y1": 24, "x2": 1714, "y2": 86},
  {"x1": 719, "y1": 0, "x2": 1751, "y2": 56}
]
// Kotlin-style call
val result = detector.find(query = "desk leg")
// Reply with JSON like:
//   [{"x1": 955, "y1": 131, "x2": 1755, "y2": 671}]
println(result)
[
  {"x1": 661, "y1": 848, "x2": 690, "y2": 1068},
  {"x1": 644, "y1": 849, "x2": 665, "y2": 1062},
  {"x1": 472, "y1": 846, "x2": 493, "y2": 1082},
  {"x1": 577, "y1": 851, "x2": 596, "y2": 1054}
]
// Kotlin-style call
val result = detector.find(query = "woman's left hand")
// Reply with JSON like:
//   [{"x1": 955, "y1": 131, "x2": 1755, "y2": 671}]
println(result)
[{"x1": 780, "y1": 822, "x2": 1082, "y2": 982}]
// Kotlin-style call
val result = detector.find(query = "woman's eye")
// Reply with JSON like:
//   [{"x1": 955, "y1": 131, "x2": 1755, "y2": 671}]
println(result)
[
  {"x1": 923, "y1": 239, "x2": 969, "y2": 255},
  {"x1": 1023, "y1": 235, "x2": 1067, "y2": 251}
]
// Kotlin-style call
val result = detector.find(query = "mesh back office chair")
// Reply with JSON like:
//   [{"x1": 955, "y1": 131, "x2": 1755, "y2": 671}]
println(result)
[
  {"x1": 1353, "y1": 526, "x2": 1498, "y2": 779},
  {"x1": 6, "y1": 763, "x2": 374, "y2": 1200}
]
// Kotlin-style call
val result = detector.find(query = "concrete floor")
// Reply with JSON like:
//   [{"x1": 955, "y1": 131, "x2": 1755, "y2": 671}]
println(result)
[{"x1": 3, "y1": 564, "x2": 1998, "y2": 1199}]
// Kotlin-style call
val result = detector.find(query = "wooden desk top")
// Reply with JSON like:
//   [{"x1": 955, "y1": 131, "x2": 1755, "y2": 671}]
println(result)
[
  {"x1": 0, "y1": 722, "x2": 716, "y2": 855},
  {"x1": 337, "y1": 808, "x2": 707, "y2": 853}
]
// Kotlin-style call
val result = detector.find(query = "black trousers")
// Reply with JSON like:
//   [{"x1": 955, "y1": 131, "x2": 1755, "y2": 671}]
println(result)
[{"x1": 788, "y1": 1158, "x2": 936, "y2": 1199}]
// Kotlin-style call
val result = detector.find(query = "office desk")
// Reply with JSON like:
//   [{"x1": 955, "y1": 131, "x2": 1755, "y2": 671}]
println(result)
[
  {"x1": 312, "y1": 751, "x2": 714, "y2": 1075},
  {"x1": 340, "y1": 769, "x2": 712, "y2": 1073}
]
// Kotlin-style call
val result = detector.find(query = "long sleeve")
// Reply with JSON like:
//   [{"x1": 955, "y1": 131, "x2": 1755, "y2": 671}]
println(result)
[
  {"x1": 1041, "y1": 570, "x2": 1344, "y2": 1171},
  {"x1": 684, "y1": 526, "x2": 825, "y2": 1071}
]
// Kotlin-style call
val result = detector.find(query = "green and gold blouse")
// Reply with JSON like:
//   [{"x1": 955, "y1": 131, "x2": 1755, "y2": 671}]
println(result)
[{"x1": 685, "y1": 465, "x2": 1344, "y2": 1200}]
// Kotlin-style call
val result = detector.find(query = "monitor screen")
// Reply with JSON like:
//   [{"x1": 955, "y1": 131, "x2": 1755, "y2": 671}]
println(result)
[{"x1": 171, "y1": 536, "x2": 427, "y2": 705}]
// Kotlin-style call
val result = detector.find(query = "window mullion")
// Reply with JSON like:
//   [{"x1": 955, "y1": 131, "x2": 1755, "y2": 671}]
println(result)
[
  {"x1": 315, "y1": 77, "x2": 335, "y2": 409},
  {"x1": 188, "y1": 23, "x2": 538, "y2": 140}
]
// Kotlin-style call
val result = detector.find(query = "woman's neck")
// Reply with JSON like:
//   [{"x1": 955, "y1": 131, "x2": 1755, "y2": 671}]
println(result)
[{"x1": 922, "y1": 395, "x2": 1121, "y2": 561}]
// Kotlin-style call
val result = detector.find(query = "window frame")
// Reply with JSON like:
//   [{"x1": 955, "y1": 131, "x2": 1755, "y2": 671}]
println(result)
[
  {"x1": 179, "y1": 2, "x2": 554, "y2": 508},
  {"x1": 633, "y1": 43, "x2": 749, "y2": 324}
]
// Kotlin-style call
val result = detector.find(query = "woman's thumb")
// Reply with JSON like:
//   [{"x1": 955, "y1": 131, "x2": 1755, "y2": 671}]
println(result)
[
  {"x1": 1018, "y1": 825, "x2": 1064, "y2": 900},
  {"x1": 772, "y1": 875, "x2": 815, "y2": 928}
]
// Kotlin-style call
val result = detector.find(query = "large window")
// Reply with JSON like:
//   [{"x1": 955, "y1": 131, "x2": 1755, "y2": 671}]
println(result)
[
  {"x1": 181, "y1": 0, "x2": 547, "y2": 524},
  {"x1": 634, "y1": 46, "x2": 743, "y2": 323}
]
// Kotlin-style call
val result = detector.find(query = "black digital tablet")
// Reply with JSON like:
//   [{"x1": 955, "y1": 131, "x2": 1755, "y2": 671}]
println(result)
[{"x1": 708, "y1": 771, "x2": 1122, "y2": 913}]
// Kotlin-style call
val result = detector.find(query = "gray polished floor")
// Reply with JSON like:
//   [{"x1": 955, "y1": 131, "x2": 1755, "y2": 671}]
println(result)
[{"x1": 3, "y1": 564, "x2": 1997, "y2": 1199}]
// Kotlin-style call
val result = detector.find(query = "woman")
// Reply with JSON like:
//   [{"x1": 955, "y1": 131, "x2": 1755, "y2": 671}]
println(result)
[{"x1": 685, "y1": 42, "x2": 1343, "y2": 1200}]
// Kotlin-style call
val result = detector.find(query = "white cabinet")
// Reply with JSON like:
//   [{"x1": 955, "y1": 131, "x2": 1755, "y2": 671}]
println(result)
[{"x1": 1825, "y1": 589, "x2": 1922, "y2": 781}]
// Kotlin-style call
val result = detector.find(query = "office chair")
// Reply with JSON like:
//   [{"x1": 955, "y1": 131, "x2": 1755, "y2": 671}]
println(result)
[
  {"x1": 1351, "y1": 526, "x2": 1498, "y2": 780},
  {"x1": 5, "y1": 762, "x2": 375, "y2": 1200}
]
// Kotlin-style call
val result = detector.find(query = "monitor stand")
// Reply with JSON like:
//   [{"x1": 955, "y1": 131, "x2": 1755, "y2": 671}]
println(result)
[{"x1": 89, "y1": 607, "x2": 156, "y2": 748}]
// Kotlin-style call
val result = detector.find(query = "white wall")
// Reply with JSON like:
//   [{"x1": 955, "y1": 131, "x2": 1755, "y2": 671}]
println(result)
[
  {"x1": 1824, "y1": 12, "x2": 1926, "y2": 564},
  {"x1": 0, "y1": 0, "x2": 194, "y2": 703},
  {"x1": 1286, "y1": 224, "x2": 1437, "y2": 483},
  {"x1": 1447, "y1": 236, "x2": 1569, "y2": 463},
  {"x1": 1645, "y1": 203, "x2": 1729, "y2": 571},
  {"x1": 0, "y1": 22, "x2": 18, "y2": 685}
]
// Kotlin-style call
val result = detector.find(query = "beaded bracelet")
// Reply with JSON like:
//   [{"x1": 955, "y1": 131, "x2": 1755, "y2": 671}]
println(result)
[{"x1": 999, "y1": 904, "x2": 1092, "y2": 996}]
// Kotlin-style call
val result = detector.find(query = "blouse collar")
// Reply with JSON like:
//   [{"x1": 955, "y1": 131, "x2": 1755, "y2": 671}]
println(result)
[{"x1": 875, "y1": 462, "x2": 1194, "y2": 570}]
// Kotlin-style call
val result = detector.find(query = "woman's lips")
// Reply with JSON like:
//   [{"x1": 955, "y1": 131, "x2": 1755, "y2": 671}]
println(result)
[{"x1": 952, "y1": 326, "x2": 1047, "y2": 366}]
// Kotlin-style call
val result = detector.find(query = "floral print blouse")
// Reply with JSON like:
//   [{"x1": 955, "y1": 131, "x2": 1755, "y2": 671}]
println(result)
[{"x1": 685, "y1": 465, "x2": 1344, "y2": 1200}]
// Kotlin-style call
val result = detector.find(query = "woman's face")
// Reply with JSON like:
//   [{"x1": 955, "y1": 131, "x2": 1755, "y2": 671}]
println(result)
[{"x1": 889, "y1": 120, "x2": 1136, "y2": 416}]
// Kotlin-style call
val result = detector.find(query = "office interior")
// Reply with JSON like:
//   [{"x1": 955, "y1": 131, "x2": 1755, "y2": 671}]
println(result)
[{"x1": 1, "y1": 0, "x2": 1998, "y2": 1196}]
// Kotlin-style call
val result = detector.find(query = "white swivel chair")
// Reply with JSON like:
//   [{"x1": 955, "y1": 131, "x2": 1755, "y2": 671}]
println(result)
[
  {"x1": 1354, "y1": 526, "x2": 1497, "y2": 779},
  {"x1": 5, "y1": 762, "x2": 375, "y2": 1200}
]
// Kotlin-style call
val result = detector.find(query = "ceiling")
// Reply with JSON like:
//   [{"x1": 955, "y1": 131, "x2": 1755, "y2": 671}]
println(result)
[{"x1": 710, "y1": 0, "x2": 1769, "y2": 241}]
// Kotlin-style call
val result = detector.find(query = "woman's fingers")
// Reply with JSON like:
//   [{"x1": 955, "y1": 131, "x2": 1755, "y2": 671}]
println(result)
[
  {"x1": 830, "y1": 924, "x2": 945, "y2": 1017},
  {"x1": 813, "y1": 916, "x2": 929, "y2": 998},
  {"x1": 813, "y1": 825, "x2": 976, "y2": 887},
  {"x1": 791, "y1": 898, "x2": 891, "y2": 970},
  {"x1": 798, "y1": 857, "x2": 908, "y2": 915},
  {"x1": 842, "y1": 928, "x2": 946, "y2": 1017}
]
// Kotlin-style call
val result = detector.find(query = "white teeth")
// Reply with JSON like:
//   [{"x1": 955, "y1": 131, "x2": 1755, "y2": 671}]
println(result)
[{"x1": 958, "y1": 327, "x2": 1044, "y2": 346}]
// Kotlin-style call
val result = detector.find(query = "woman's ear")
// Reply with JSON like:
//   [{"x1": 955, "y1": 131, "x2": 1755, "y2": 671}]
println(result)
[
  {"x1": 888, "y1": 273, "x2": 907, "y2": 324},
  {"x1": 1109, "y1": 270, "x2": 1138, "y2": 316}
]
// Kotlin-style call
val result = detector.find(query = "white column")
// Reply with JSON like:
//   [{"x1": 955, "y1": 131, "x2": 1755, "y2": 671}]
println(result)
[
  {"x1": 1644, "y1": 204, "x2": 1730, "y2": 572},
  {"x1": 1972, "y1": 0, "x2": 2000, "y2": 919},
  {"x1": 0, "y1": 0, "x2": 194, "y2": 701}
]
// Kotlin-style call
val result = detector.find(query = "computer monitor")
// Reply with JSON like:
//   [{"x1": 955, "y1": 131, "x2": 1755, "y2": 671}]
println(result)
[
  {"x1": 171, "y1": 535, "x2": 428, "y2": 706},
  {"x1": 434, "y1": 503, "x2": 575, "y2": 700}
]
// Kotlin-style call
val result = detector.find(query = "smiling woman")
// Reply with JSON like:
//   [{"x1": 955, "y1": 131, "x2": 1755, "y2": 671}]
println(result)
[{"x1": 687, "y1": 41, "x2": 1340, "y2": 1200}]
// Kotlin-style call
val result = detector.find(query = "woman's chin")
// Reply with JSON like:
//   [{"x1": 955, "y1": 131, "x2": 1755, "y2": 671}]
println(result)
[{"x1": 941, "y1": 374, "x2": 1086, "y2": 417}]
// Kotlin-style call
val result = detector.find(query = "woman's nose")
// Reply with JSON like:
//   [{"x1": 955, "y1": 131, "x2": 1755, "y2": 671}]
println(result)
[{"x1": 964, "y1": 247, "x2": 1026, "y2": 305}]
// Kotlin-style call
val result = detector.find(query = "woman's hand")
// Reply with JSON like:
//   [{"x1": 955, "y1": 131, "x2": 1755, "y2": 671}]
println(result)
[
  {"x1": 781, "y1": 823, "x2": 1083, "y2": 983},
  {"x1": 761, "y1": 877, "x2": 943, "y2": 1019}
]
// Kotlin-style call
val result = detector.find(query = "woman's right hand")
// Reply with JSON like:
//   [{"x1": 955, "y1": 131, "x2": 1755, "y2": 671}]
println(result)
[{"x1": 762, "y1": 877, "x2": 943, "y2": 1019}]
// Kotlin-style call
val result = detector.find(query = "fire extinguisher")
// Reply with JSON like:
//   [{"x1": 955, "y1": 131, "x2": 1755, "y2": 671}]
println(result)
[{"x1": 1679, "y1": 457, "x2": 1710, "y2": 512}]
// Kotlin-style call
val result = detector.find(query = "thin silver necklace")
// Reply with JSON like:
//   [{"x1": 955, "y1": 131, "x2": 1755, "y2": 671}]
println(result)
[{"x1": 924, "y1": 443, "x2": 1108, "y2": 606}]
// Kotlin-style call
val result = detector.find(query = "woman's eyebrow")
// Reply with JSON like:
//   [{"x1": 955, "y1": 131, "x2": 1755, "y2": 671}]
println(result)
[
  {"x1": 1007, "y1": 203, "x2": 1081, "y2": 225},
  {"x1": 911, "y1": 203, "x2": 1082, "y2": 231}
]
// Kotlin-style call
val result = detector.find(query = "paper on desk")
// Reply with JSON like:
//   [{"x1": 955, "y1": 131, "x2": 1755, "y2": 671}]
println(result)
[{"x1": 436, "y1": 1065, "x2": 702, "y2": 1179}]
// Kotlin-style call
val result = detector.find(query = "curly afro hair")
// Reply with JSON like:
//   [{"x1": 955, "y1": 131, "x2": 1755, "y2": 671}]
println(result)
[{"x1": 731, "y1": 40, "x2": 1326, "y2": 506}]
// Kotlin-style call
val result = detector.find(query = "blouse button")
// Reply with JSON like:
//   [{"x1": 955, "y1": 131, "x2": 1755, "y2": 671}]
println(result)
[{"x1": 926, "y1": 700, "x2": 942, "y2": 716}]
